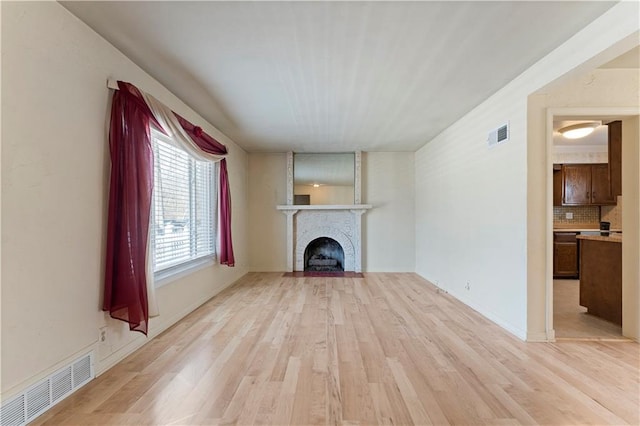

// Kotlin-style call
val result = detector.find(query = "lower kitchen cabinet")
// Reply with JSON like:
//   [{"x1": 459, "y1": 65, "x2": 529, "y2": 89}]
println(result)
[
  {"x1": 579, "y1": 237, "x2": 622, "y2": 325},
  {"x1": 553, "y1": 232, "x2": 579, "y2": 278}
]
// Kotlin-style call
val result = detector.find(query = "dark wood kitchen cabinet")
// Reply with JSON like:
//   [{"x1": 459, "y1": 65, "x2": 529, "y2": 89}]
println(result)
[
  {"x1": 553, "y1": 164, "x2": 563, "y2": 206},
  {"x1": 562, "y1": 164, "x2": 614, "y2": 205},
  {"x1": 590, "y1": 164, "x2": 614, "y2": 204},
  {"x1": 579, "y1": 237, "x2": 622, "y2": 325},
  {"x1": 608, "y1": 120, "x2": 622, "y2": 198},
  {"x1": 553, "y1": 232, "x2": 579, "y2": 278}
]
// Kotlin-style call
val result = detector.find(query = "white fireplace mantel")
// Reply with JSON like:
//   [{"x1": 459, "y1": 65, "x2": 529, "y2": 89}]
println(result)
[
  {"x1": 277, "y1": 204, "x2": 372, "y2": 272},
  {"x1": 277, "y1": 204, "x2": 372, "y2": 211}
]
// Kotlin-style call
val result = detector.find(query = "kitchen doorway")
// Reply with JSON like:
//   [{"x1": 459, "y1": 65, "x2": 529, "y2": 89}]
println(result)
[{"x1": 547, "y1": 110, "x2": 638, "y2": 341}]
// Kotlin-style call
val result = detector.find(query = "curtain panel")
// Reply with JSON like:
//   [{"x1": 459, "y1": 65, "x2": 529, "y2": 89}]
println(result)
[{"x1": 103, "y1": 81, "x2": 235, "y2": 335}]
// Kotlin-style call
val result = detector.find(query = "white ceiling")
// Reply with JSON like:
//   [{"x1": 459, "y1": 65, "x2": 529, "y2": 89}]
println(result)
[
  {"x1": 62, "y1": 1, "x2": 617, "y2": 153},
  {"x1": 553, "y1": 120, "x2": 608, "y2": 147}
]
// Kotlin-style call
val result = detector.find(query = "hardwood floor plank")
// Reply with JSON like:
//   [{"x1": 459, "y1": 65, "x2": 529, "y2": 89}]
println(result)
[{"x1": 34, "y1": 272, "x2": 639, "y2": 425}]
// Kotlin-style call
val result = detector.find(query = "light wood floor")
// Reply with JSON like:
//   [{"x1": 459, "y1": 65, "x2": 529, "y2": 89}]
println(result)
[
  {"x1": 553, "y1": 279, "x2": 624, "y2": 340},
  {"x1": 34, "y1": 273, "x2": 639, "y2": 425}
]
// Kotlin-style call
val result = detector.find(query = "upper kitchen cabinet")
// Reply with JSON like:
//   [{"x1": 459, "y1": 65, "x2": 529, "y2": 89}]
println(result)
[
  {"x1": 608, "y1": 120, "x2": 622, "y2": 198},
  {"x1": 553, "y1": 164, "x2": 563, "y2": 206},
  {"x1": 562, "y1": 163, "x2": 615, "y2": 205}
]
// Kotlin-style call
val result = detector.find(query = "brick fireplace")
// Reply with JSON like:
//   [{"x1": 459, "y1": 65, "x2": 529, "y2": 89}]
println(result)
[{"x1": 276, "y1": 205, "x2": 371, "y2": 272}]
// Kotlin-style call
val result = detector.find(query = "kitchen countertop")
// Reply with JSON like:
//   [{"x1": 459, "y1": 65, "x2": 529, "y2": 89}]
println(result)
[
  {"x1": 576, "y1": 233, "x2": 623, "y2": 243},
  {"x1": 553, "y1": 223, "x2": 599, "y2": 231},
  {"x1": 553, "y1": 225, "x2": 622, "y2": 232}
]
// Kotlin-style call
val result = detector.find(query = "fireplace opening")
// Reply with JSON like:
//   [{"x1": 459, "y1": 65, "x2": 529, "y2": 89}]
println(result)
[{"x1": 304, "y1": 237, "x2": 345, "y2": 272}]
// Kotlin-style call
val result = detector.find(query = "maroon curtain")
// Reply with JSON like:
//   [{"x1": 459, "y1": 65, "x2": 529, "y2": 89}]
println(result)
[
  {"x1": 218, "y1": 159, "x2": 235, "y2": 266},
  {"x1": 104, "y1": 81, "x2": 235, "y2": 335},
  {"x1": 104, "y1": 82, "x2": 160, "y2": 335},
  {"x1": 175, "y1": 113, "x2": 235, "y2": 266}
]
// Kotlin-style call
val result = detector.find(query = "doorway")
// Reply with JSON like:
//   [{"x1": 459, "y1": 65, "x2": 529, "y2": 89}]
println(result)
[{"x1": 547, "y1": 110, "x2": 638, "y2": 340}]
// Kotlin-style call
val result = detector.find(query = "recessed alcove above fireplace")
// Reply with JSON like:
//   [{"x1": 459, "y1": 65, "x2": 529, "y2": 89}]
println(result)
[{"x1": 277, "y1": 152, "x2": 372, "y2": 272}]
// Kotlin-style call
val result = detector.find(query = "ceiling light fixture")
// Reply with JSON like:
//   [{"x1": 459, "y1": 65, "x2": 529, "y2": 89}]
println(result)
[
  {"x1": 313, "y1": 184, "x2": 320, "y2": 188},
  {"x1": 558, "y1": 121, "x2": 601, "y2": 139}
]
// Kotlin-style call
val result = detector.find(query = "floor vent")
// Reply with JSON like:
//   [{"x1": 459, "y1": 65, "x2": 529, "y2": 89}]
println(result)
[
  {"x1": 0, "y1": 352, "x2": 93, "y2": 426},
  {"x1": 488, "y1": 122, "x2": 509, "y2": 147},
  {"x1": 0, "y1": 395, "x2": 25, "y2": 426}
]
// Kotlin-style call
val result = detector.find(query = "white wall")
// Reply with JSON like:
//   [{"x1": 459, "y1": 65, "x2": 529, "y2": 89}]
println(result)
[
  {"x1": 362, "y1": 152, "x2": 415, "y2": 272},
  {"x1": 622, "y1": 117, "x2": 639, "y2": 339},
  {"x1": 248, "y1": 152, "x2": 415, "y2": 272},
  {"x1": 415, "y1": 2, "x2": 639, "y2": 340},
  {"x1": 415, "y1": 97, "x2": 529, "y2": 338},
  {"x1": 248, "y1": 153, "x2": 288, "y2": 271},
  {"x1": 1, "y1": 1, "x2": 249, "y2": 398}
]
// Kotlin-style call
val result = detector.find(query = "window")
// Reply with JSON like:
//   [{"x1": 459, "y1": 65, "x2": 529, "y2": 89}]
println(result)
[{"x1": 151, "y1": 129, "x2": 217, "y2": 274}]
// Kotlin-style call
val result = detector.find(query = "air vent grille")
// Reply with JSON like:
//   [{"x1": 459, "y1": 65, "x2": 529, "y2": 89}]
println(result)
[
  {"x1": 51, "y1": 366, "x2": 73, "y2": 403},
  {"x1": 488, "y1": 122, "x2": 510, "y2": 147},
  {"x1": 0, "y1": 394, "x2": 25, "y2": 426},
  {"x1": 0, "y1": 352, "x2": 93, "y2": 426},
  {"x1": 25, "y1": 382, "x2": 50, "y2": 420},
  {"x1": 73, "y1": 355, "x2": 92, "y2": 388}
]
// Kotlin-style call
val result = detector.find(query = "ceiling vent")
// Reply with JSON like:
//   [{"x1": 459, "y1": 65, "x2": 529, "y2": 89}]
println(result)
[{"x1": 488, "y1": 122, "x2": 509, "y2": 147}]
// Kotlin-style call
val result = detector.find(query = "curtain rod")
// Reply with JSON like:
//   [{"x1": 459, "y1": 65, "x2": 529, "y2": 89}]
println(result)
[{"x1": 107, "y1": 79, "x2": 119, "y2": 90}]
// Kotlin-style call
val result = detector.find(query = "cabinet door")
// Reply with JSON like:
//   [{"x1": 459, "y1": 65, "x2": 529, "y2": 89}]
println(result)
[
  {"x1": 553, "y1": 167, "x2": 562, "y2": 206},
  {"x1": 591, "y1": 164, "x2": 614, "y2": 205},
  {"x1": 608, "y1": 121, "x2": 622, "y2": 197},
  {"x1": 562, "y1": 165, "x2": 591, "y2": 205},
  {"x1": 554, "y1": 241, "x2": 578, "y2": 277}
]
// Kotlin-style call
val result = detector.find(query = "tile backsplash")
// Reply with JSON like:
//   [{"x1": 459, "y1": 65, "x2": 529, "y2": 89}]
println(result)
[
  {"x1": 553, "y1": 205, "x2": 600, "y2": 225},
  {"x1": 601, "y1": 196, "x2": 622, "y2": 230}
]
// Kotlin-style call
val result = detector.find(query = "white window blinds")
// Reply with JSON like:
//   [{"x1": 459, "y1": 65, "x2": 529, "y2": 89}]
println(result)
[{"x1": 151, "y1": 130, "x2": 216, "y2": 272}]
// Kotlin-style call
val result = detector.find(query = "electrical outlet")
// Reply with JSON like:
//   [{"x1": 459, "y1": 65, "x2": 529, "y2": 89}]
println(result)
[
  {"x1": 99, "y1": 327, "x2": 107, "y2": 343},
  {"x1": 566, "y1": 212, "x2": 573, "y2": 219},
  {"x1": 465, "y1": 281, "x2": 471, "y2": 290}
]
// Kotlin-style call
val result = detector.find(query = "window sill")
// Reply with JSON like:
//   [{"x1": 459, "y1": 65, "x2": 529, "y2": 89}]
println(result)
[{"x1": 154, "y1": 256, "x2": 215, "y2": 288}]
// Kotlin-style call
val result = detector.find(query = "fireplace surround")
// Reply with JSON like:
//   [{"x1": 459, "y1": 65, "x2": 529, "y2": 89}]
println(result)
[
  {"x1": 276, "y1": 205, "x2": 371, "y2": 272},
  {"x1": 277, "y1": 152, "x2": 372, "y2": 272}
]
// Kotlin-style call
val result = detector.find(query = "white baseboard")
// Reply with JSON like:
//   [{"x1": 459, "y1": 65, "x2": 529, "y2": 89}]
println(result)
[
  {"x1": 417, "y1": 273, "x2": 528, "y2": 341},
  {"x1": 527, "y1": 331, "x2": 552, "y2": 342}
]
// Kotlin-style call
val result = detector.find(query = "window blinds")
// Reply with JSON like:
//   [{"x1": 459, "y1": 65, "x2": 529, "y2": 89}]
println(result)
[{"x1": 151, "y1": 131, "x2": 216, "y2": 271}]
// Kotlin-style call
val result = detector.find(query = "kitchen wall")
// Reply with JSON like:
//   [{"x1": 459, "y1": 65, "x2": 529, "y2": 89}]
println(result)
[
  {"x1": 1, "y1": 1, "x2": 249, "y2": 399},
  {"x1": 601, "y1": 196, "x2": 623, "y2": 229},
  {"x1": 552, "y1": 145, "x2": 608, "y2": 164},
  {"x1": 416, "y1": 1, "x2": 639, "y2": 340},
  {"x1": 247, "y1": 152, "x2": 415, "y2": 272},
  {"x1": 553, "y1": 206, "x2": 600, "y2": 226}
]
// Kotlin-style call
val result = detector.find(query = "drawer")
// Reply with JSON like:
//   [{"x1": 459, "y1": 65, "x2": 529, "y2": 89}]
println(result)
[{"x1": 554, "y1": 232, "x2": 578, "y2": 242}]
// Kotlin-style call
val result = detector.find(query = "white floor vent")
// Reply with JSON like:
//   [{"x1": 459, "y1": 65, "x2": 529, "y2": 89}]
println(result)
[
  {"x1": 0, "y1": 352, "x2": 94, "y2": 426},
  {"x1": 488, "y1": 122, "x2": 509, "y2": 147}
]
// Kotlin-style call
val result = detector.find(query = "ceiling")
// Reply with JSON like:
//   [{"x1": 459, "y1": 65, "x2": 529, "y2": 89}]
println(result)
[
  {"x1": 553, "y1": 120, "x2": 608, "y2": 147},
  {"x1": 62, "y1": 1, "x2": 617, "y2": 153}
]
